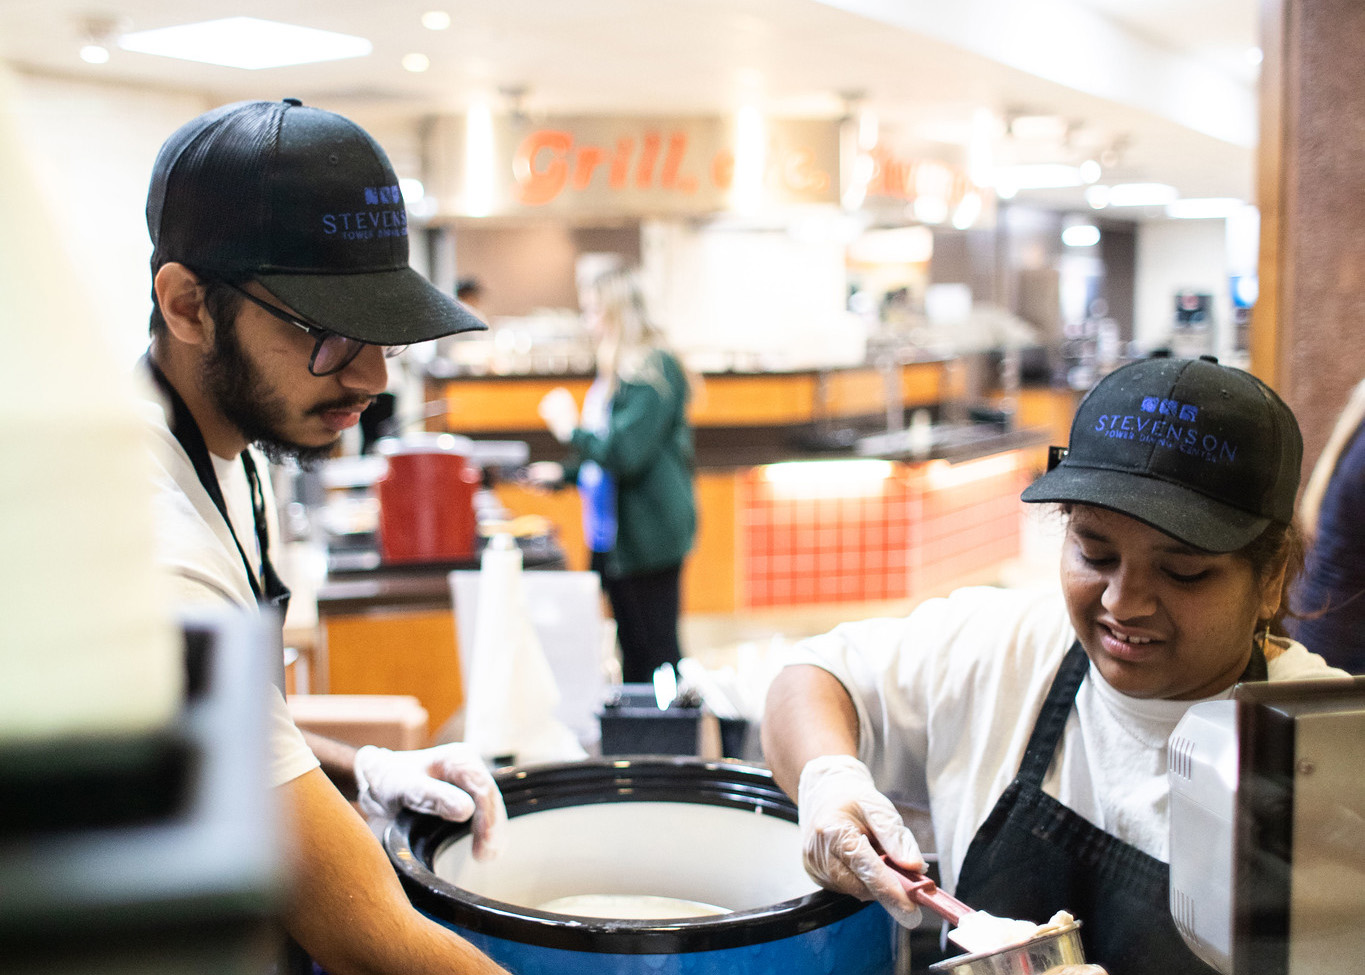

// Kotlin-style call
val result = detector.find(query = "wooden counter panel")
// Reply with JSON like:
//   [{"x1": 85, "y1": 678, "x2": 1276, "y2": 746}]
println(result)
[
  {"x1": 428, "y1": 362, "x2": 947, "y2": 432},
  {"x1": 685, "y1": 471, "x2": 739, "y2": 614},
  {"x1": 492, "y1": 482, "x2": 589, "y2": 572},
  {"x1": 822, "y1": 369, "x2": 888, "y2": 418},
  {"x1": 434, "y1": 377, "x2": 591, "y2": 433},
  {"x1": 901, "y1": 361, "x2": 947, "y2": 406},
  {"x1": 690, "y1": 373, "x2": 817, "y2": 426},
  {"x1": 320, "y1": 609, "x2": 463, "y2": 739}
]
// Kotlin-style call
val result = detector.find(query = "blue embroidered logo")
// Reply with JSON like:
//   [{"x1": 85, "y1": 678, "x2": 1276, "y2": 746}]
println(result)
[
  {"x1": 364, "y1": 185, "x2": 401, "y2": 205},
  {"x1": 1092, "y1": 392, "x2": 1235, "y2": 462},
  {"x1": 321, "y1": 184, "x2": 408, "y2": 240},
  {"x1": 1141, "y1": 396, "x2": 1198, "y2": 421}
]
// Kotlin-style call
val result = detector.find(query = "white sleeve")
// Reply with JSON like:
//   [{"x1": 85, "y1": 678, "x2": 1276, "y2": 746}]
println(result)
[
  {"x1": 783, "y1": 586, "x2": 1074, "y2": 810},
  {"x1": 269, "y1": 686, "x2": 320, "y2": 787}
]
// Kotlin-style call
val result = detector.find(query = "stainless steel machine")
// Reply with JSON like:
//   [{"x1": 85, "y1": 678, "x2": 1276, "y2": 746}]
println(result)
[{"x1": 1169, "y1": 675, "x2": 1365, "y2": 975}]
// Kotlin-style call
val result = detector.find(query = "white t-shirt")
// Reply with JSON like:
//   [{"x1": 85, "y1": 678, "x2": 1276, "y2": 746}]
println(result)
[
  {"x1": 786, "y1": 584, "x2": 1347, "y2": 894},
  {"x1": 137, "y1": 373, "x2": 319, "y2": 788}
]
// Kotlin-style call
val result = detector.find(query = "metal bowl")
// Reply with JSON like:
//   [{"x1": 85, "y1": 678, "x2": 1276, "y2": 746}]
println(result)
[{"x1": 928, "y1": 919, "x2": 1085, "y2": 974}]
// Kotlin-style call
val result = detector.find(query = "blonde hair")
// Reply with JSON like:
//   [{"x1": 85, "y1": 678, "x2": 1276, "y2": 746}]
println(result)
[
  {"x1": 1298, "y1": 377, "x2": 1365, "y2": 537},
  {"x1": 583, "y1": 267, "x2": 671, "y2": 392}
]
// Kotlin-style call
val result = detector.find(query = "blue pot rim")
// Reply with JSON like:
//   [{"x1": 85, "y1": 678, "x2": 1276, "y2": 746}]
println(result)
[{"x1": 384, "y1": 755, "x2": 869, "y2": 954}]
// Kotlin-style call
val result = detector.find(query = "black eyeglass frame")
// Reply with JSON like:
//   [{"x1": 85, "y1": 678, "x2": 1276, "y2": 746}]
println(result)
[{"x1": 216, "y1": 279, "x2": 407, "y2": 376}]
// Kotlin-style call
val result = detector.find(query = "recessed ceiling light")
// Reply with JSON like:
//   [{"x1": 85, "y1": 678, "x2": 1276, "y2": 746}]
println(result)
[
  {"x1": 1106, "y1": 183, "x2": 1178, "y2": 207},
  {"x1": 421, "y1": 11, "x2": 452, "y2": 31},
  {"x1": 402, "y1": 53, "x2": 431, "y2": 73},
  {"x1": 79, "y1": 43, "x2": 110, "y2": 64},
  {"x1": 991, "y1": 163, "x2": 1083, "y2": 190},
  {"x1": 1062, "y1": 224, "x2": 1100, "y2": 247},
  {"x1": 1165, "y1": 198, "x2": 1245, "y2": 219},
  {"x1": 118, "y1": 17, "x2": 372, "y2": 70}
]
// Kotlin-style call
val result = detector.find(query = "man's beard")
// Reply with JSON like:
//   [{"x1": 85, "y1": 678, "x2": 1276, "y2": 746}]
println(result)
[{"x1": 201, "y1": 319, "x2": 361, "y2": 468}]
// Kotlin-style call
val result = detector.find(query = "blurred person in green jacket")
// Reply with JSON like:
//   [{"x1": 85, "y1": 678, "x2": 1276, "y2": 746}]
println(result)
[{"x1": 533, "y1": 267, "x2": 697, "y2": 683}]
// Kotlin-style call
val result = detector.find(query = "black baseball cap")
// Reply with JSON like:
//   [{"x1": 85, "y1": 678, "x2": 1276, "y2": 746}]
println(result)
[
  {"x1": 147, "y1": 98, "x2": 485, "y2": 344},
  {"x1": 1020, "y1": 355, "x2": 1302, "y2": 552}
]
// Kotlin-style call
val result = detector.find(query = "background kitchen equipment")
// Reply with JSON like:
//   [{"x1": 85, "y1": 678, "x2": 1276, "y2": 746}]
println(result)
[
  {"x1": 384, "y1": 757, "x2": 901, "y2": 974},
  {"x1": 1168, "y1": 675, "x2": 1365, "y2": 975},
  {"x1": 314, "y1": 435, "x2": 531, "y2": 573},
  {"x1": 375, "y1": 433, "x2": 482, "y2": 564}
]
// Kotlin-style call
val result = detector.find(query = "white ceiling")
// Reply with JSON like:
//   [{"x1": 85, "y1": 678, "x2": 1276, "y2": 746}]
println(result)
[{"x1": 0, "y1": 0, "x2": 1262, "y2": 212}]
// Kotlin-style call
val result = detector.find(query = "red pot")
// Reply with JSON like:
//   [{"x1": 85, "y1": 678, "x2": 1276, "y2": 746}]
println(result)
[{"x1": 375, "y1": 434, "x2": 480, "y2": 563}]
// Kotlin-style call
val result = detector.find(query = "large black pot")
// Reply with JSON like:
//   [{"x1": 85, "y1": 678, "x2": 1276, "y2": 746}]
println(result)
[{"x1": 384, "y1": 756, "x2": 898, "y2": 974}]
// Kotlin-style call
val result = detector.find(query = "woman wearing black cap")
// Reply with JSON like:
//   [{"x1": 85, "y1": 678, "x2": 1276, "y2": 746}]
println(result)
[{"x1": 761, "y1": 356, "x2": 1348, "y2": 975}]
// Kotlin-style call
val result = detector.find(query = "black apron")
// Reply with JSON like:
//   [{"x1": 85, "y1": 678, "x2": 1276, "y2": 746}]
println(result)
[{"x1": 953, "y1": 639, "x2": 1267, "y2": 975}]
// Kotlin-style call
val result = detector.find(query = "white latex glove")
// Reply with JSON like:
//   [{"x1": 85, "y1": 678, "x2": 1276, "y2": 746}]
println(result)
[
  {"x1": 797, "y1": 754, "x2": 925, "y2": 928},
  {"x1": 523, "y1": 460, "x2": 564, "y2": 488},
  {"x1": 537, "y1": 387, "x2": 579, "y2": 443},
  {"x1": 354, "y1": 743, "x2": 508, "y2": 860}
]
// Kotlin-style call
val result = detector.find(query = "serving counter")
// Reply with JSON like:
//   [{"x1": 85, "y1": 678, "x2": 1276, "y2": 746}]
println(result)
[{"x1": 303, "y1": 362, "x2": 1070, "y2": 740}]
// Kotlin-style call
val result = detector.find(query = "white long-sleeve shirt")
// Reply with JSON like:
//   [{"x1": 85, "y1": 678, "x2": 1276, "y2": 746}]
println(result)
[{"x1": 786, "y1": 585, "x2": 1346, "y2": 893}]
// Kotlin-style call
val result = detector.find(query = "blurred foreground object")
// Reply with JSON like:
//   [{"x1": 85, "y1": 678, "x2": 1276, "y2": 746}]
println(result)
[{"x1": 0, "y1": 64, "x2": 180, "y2": 739}]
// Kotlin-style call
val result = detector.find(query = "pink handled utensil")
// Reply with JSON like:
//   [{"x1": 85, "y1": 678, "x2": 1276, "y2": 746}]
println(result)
[{"x1": 880, "y1": 854, "x2": 974, "y2": 926}]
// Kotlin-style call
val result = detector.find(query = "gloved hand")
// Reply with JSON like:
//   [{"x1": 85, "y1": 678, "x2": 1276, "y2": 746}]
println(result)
[
  {"x1": 797, "y1": 754, "x2": 925, "y2": 928},
  {"x1": 538, "y1": 387, "x2": 579, "y2": 443},
  {"x1": 354, "y1": 743, "x2": 507, "y2": 860},
  {"x1": 523, "y1": 460, "x2": 564, "y2": 490}
]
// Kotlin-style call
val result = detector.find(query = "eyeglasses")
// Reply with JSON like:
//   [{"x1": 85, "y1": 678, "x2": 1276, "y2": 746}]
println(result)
[{"x1": 220, "y1": 280, "x2": 408, "y2": 377}]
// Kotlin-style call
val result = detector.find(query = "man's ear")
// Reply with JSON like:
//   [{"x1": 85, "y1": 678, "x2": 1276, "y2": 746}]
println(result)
[{"x1": 153, "y1": 263, "x2": 213, "y2": 347}]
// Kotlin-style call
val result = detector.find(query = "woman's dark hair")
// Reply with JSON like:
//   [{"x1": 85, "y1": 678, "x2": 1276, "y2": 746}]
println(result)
[{"x1": 1237, "y1": 519, "x2": 1307, "y2": 637}]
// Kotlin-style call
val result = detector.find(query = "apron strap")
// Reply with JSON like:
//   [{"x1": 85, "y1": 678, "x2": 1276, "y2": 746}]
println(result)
[
  {"x1": 144, "y1": 355, "x2": 290, "y2": 616},
  {"x1": 1015, "y1": 640, "x2": 1090, "y2": 787},
  {"x1": 1016, "y1": 635, "x2": 1269, "y2": 789}
]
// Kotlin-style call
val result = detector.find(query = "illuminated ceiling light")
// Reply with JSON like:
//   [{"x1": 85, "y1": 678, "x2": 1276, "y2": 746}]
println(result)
[
  {"x1": 118, "y1": 17, "x2": 372, "y2": 69},
  {"x1": 990, "y1": 163, "x2": 1083, "y2": 190},
  {"x1": 1062, "y1": 224, "x2": 1101, "y2": 247},
  {"x1": 996, "y1": 182, "x2": 1018, "y2": 200},
  {"x1": 847, "y1": 226, "x2": 934, "y2": 265},
  {"x1": 463, "y1": 98, "x2": 495, "y2": 217},
  {"x1": 1106, "y1": 182, "x2": 1178, "y2": 207},
  {"x1": 400, "y1": 177, "x2": 437, "y2": 219},
  {"x1": 1165, "y1": 197, "x2": 1246, "y2": 219},
  {"x1": 1086, "y1": 185, "x2": 1110, "y2": 209},
  {"x1": 1079, "y1": 159, "x2": 1101, "y2": 184},
  {"x1": 952, "y1": 191, "x2": 982, "y2": 230},
  {"x1": 402, "y1": 52, "x2": 430, "y2": 73},
  {"x1": 731, "y1": 104, "x2": 766, "y2": 214},
  {"x1": 78, "y1": 14, "x2": 122, "y2": 65},
  {"x1": 1246, "y1": 47, "x2": 1264, "y2": 66},
  {"x1": 913, "y1": 195, "x2": 949, "y2": 225},
  {"x1": 1007, "y1": 114, "x2": 1069, "y2": 142},
  {"x1": 421, "y1": 10, "x2": 452, "y2": 31},
  {"x1": 968, "y1": 108, "x2": 997, "y2": 188}
]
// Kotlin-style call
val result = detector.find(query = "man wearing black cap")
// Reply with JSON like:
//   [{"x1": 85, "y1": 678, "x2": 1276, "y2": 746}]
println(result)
[
  {"x1": 140, "y1": 98, "x2": 506, "y2": 974},
  {"x1": 760, "y1": 356, "x2": 1348, "y2": 975}
]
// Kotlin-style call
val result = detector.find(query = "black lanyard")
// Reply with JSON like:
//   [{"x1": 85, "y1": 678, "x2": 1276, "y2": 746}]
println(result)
[{"x1": 144, "y1": 356, "x2": 291, "y2": 617}]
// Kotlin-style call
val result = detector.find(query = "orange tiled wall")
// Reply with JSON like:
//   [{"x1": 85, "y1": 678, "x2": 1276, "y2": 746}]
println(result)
[{"x1": 741, "y1": 452, "x2": 1027, "y2": 609}]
